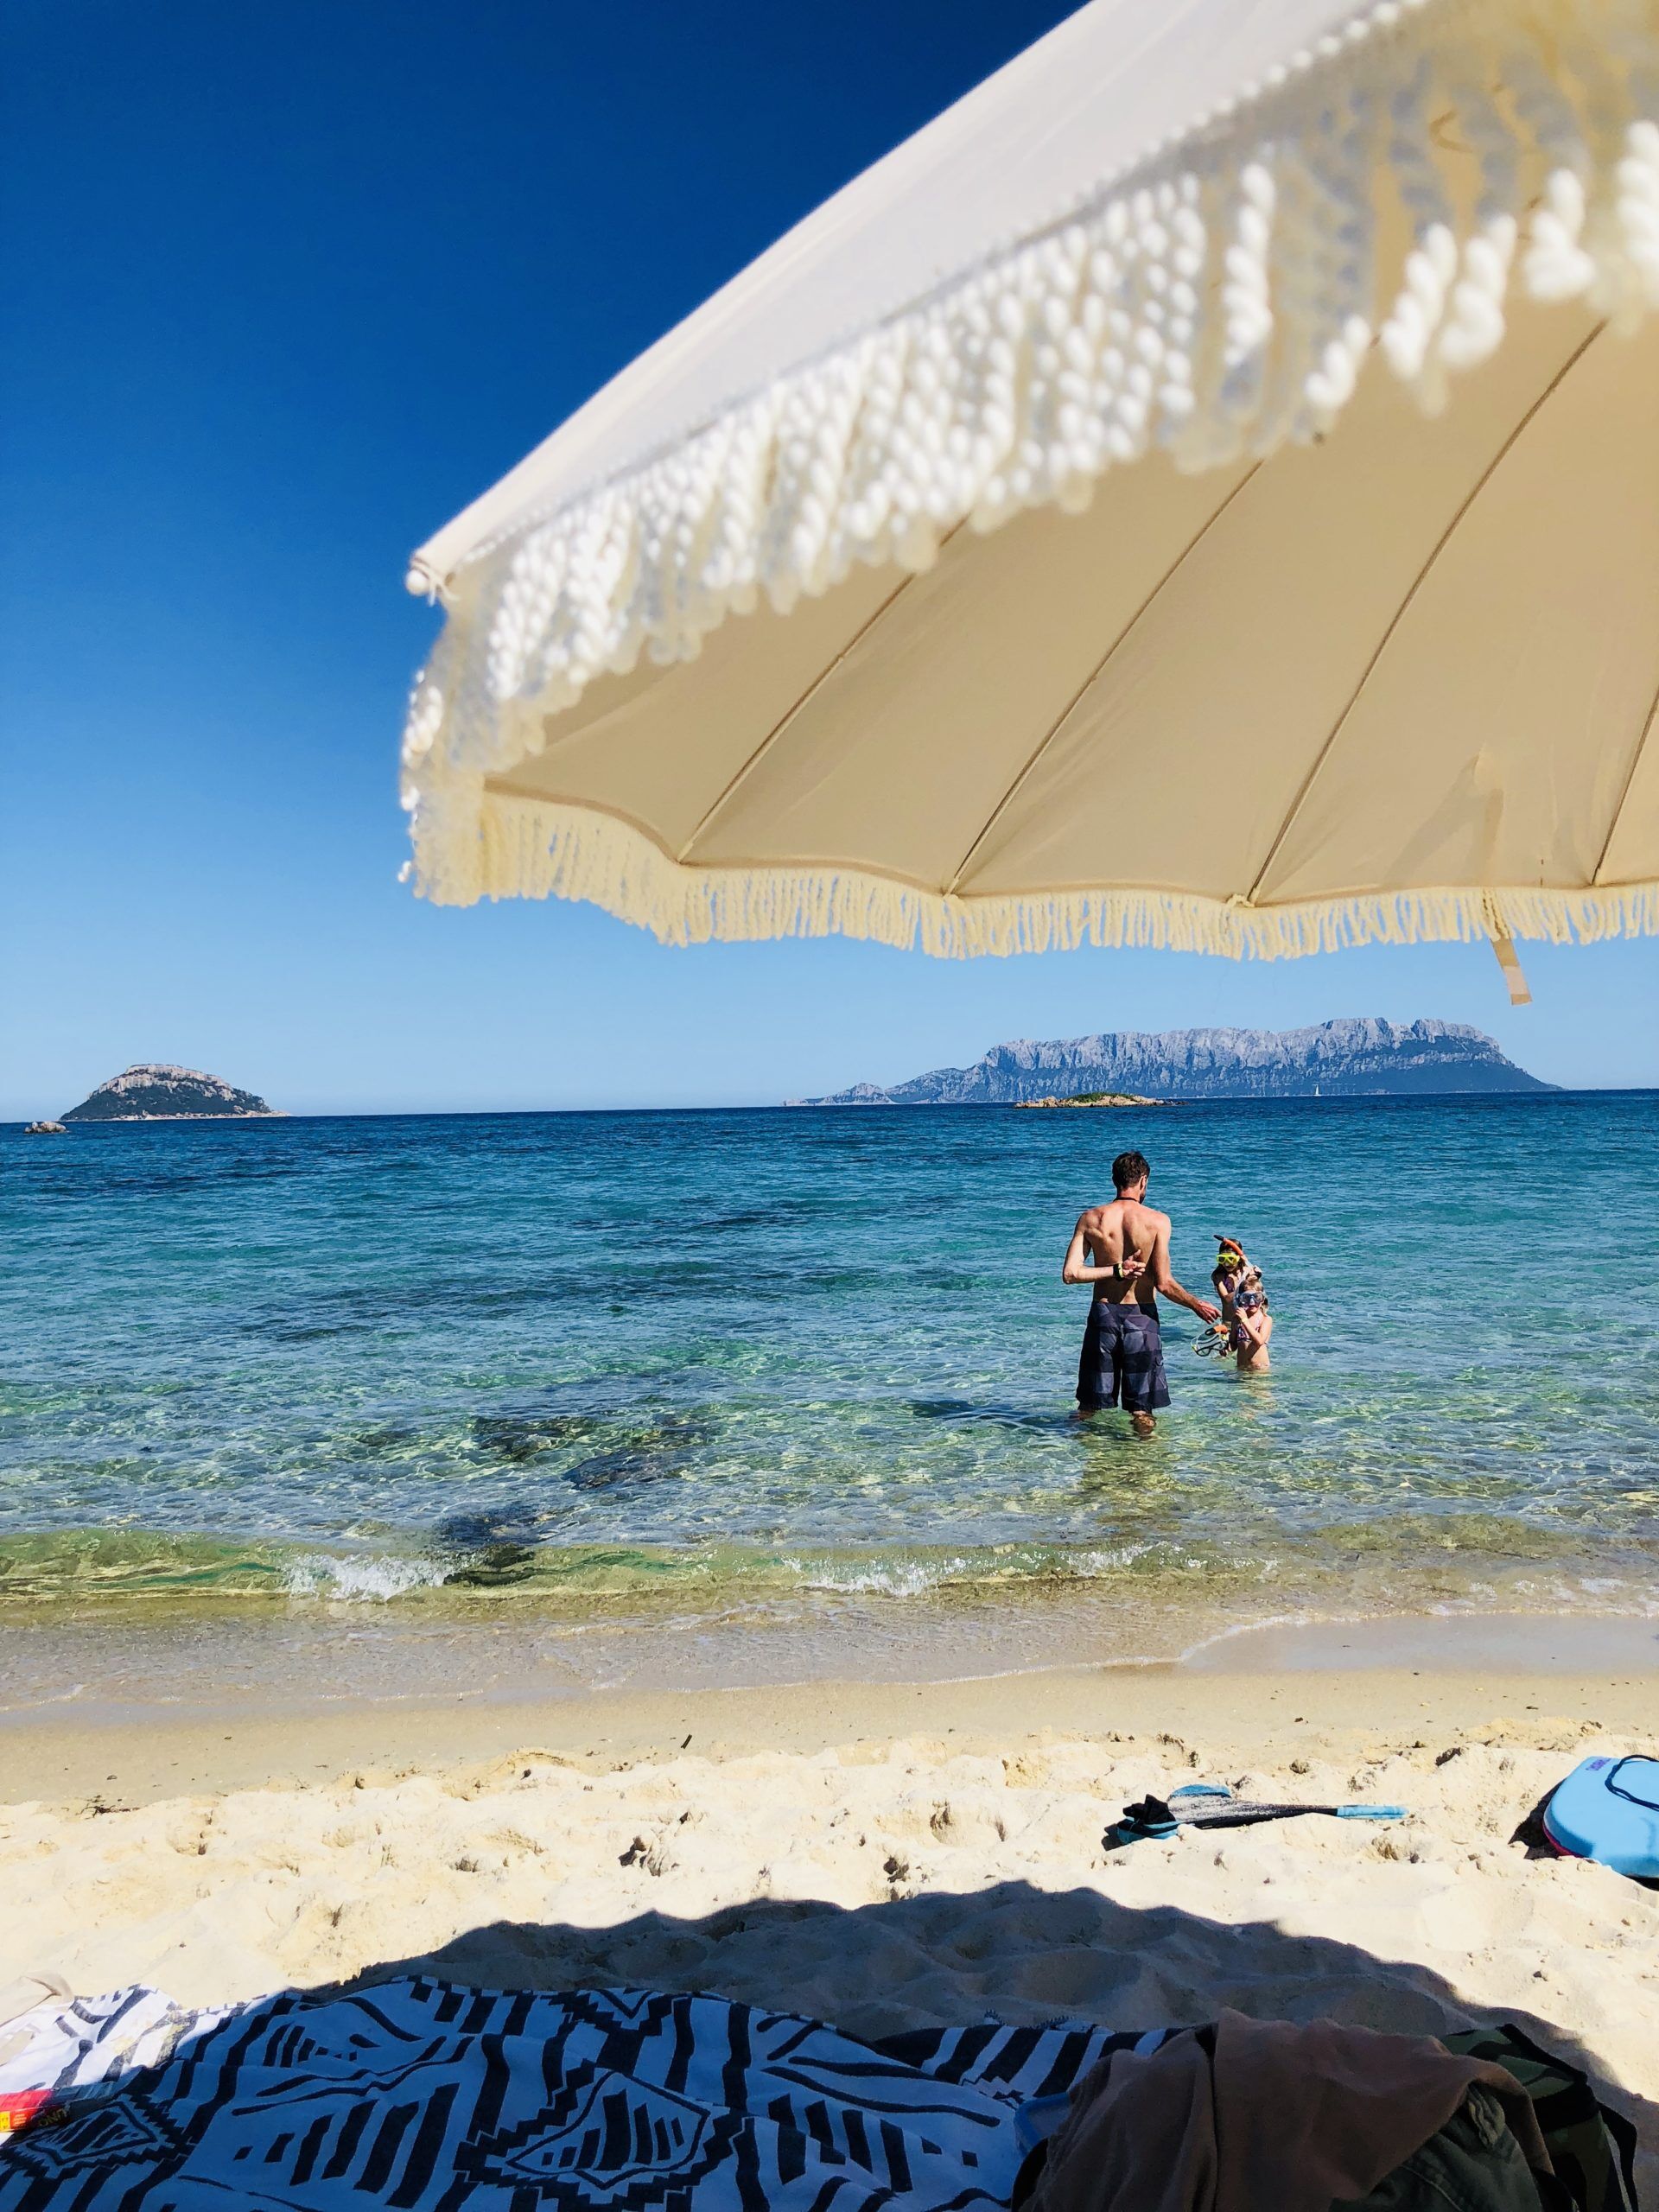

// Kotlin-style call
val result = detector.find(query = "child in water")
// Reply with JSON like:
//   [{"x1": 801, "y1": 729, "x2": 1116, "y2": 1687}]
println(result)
[
  {"x1": 1210, "y1": 1236, "x2": 1273, "y2": 1373},
  {"x1": 1230, "y1": 1272, "x2": 1273, "y2": 1372}
]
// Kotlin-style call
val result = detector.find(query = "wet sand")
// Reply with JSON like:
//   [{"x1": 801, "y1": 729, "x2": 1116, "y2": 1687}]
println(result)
[{"x1": 3, "y1": 1607, "x2": 1654, "y2": 1804}]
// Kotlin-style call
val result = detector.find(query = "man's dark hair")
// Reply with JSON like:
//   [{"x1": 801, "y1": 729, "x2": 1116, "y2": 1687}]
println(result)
[{"x1": 1112, "y1": 1150, "x2": 1150, "y2": 1192}]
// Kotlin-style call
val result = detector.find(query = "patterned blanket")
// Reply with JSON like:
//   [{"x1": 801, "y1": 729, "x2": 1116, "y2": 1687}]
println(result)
[{"x1": 0, "y1": 1979, "x2": 1157, "y2": 2209}]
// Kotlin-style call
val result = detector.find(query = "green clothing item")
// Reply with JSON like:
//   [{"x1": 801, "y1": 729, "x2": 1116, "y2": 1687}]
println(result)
[
  {"x1": 1439, "y1": 2027, "x2": 1639, "y2": 2212},
  {"x1": 1342, "y1": 2084, "x2": 1548, "y2": 2212},
  {"x1": 1018, "y1": 2016, "x2": 1637, "y2": 2212}
]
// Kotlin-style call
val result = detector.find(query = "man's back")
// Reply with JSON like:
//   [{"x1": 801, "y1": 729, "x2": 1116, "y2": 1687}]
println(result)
[
  {"x1": 1077, "y1": 1197, "x2": 1167, "y2": 1306},
  {"x1": 1065, "y1": 1149, "x2": 1217, "y2": 1433}
]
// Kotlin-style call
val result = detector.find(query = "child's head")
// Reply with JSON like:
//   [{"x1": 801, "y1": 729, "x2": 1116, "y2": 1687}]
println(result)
[{"x1": 1234, "y1": 1267, "x2": 1268, "y2": 1313}]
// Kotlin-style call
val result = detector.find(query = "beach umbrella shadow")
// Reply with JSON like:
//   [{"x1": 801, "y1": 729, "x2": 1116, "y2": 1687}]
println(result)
[
  {"x1": 8, "y1": 1885, "x2": 1650, "y2": 2202},
  {"x1": 334, "y1": 1881, "x2": 1656, "y2": 2176}
]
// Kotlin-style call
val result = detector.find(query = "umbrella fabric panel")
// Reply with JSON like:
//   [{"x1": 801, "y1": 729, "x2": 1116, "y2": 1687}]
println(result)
[
  {"x1": 486, "y1": 562, "x2": 907, "y2": 863},
  {"x1": 1602, "y1": 712, "x2": 1659, "y2": 889},
  {"x1": 1265, "y1": 313, "x2": 1659, "y2": 904},
  {"x1": 965, "y1": 300, "x2": 1649, "y2": 904},
  {"x1": 662, "y1": 461, "x2": 1250, "y2": 887}
]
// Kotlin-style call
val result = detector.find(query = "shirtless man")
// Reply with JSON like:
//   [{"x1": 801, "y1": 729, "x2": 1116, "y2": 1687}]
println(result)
[{"x1": 1062, "y1": 1150, "x2": 1219, "y2": 1436}]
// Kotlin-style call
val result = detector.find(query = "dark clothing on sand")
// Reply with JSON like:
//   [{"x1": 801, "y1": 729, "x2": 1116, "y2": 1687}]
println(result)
[{"x1": 1077, "y1": 1299, "x2": 1170, "y2": 1414}]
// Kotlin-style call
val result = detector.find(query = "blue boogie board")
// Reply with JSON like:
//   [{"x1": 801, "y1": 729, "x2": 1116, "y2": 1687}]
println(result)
[{"x1": 1541, "y1": 1755, "x2": 1659, "y2": 1877}]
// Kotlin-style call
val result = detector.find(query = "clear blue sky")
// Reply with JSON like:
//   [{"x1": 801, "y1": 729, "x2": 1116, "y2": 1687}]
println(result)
[{"x1": 3, "y1": 0, "x2": 1654, "y2": 1118}]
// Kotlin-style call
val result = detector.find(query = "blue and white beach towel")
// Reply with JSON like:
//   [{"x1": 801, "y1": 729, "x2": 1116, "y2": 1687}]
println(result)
[{"x1": 0, "y1": 1978, "x2": 1163, "y2": 2209}]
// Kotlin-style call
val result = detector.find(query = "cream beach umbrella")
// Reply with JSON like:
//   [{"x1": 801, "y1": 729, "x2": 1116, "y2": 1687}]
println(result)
[{"x1": 401, "y1": 0, "x2": 1659, "y2": 998}]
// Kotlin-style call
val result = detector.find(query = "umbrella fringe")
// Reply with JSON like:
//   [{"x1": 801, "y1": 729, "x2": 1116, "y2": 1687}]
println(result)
[
  {"x1": 403, "y1": 0, "x2": 1659, "y2": 937},
  {"x1": 424, "y1": 792, "x2": 1659, "y2": 960}
]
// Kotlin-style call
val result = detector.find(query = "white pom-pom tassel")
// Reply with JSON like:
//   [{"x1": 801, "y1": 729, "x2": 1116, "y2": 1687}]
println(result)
[
  {"x1": 1613, "y1": 119, "x2": 1659, "y2": 316},
  {"x1": 1379, "y1": 220, "x2": 1455, "y2": 386},
  {"x1": 1436, "y1": 213, "x2": 1516, "y2": 372},
  {"x1": 1524, "y1": 167, "x2": 1597, "y2": 300}
]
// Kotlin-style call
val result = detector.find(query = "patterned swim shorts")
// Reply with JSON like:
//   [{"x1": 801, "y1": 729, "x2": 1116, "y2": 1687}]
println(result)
[{"x1": 1077, "y1": 1300, "x2": 1171, "y2": 1414}]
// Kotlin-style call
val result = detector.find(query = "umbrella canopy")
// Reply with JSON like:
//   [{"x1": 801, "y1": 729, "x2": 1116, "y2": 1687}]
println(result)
[{"x1": 402, "y1": 0, "x2": 1659, "y2": 972}]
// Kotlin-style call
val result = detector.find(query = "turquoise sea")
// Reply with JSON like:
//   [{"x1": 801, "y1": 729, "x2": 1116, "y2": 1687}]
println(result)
[{"x1": 3, "y1": 1096, "x2": 1657, "y2": 1678}]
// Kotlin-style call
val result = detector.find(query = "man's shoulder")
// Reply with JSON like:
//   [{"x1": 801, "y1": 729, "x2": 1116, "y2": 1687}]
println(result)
[{"x1": 1138, "y1": 1203, "x2": 1173, "y2": 1231}]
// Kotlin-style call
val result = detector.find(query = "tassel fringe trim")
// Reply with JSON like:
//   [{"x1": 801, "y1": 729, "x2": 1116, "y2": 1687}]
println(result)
[
  {"x1": 404, "y1": 0, "x2": 1659, "y2": 941},
  {"x1": 420, "y1": 792, "x2": 1659, "y2": 961}
]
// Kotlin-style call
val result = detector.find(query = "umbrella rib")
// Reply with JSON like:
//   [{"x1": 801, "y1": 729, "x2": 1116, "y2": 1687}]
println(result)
[
  {"x1": 1591, "y1": 670, "x2": 1659, "y2": 887},
  {"x1": 676, "y1": 524, "x2": 967, "y2": 863},
  {"x1": 943, "y1": 467, "x2": 1262, "y2": 897},
  {"x1": 1244, "y1": 321, "x2": 1605, "y2": 910}
]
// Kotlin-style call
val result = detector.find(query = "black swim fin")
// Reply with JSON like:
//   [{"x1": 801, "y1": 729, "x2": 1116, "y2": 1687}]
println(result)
[{"x1": 1103, "y1": 1785, "x2": 1403, "y2": 1851}]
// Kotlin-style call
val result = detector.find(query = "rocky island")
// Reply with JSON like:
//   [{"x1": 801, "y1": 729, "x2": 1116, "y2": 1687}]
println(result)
[
  {"x1": 1014, "y1": 1091, "x2": 1173, "y2": 1109},
  {"x1": 797, "y1": 1018, "x2": 1552, "y2": 1105},
  {"x1": 60, "y1": 1065, "x2": 280, "y2": 1122}
]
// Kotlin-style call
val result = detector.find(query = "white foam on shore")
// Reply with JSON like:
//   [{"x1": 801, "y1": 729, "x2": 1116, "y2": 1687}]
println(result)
[
  {"x1": 1179, "y1": 1607, "x2": 1659, "y2": 1675},
  {"x1": 780, "y1": 1539, "x2": 1214, "y2": 1599},
  {"x1": 280, "y1": 1554, "x2": 454, "y2": 1602}
]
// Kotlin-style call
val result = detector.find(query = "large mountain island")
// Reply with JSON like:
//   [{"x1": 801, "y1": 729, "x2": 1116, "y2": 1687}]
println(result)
[
  {"x1": 798, "y1": 1019, "x2": 1551, "y2": 1104},
  {"x1": 62, "y1": 1065, "x2": 279, "y2": 1121}
]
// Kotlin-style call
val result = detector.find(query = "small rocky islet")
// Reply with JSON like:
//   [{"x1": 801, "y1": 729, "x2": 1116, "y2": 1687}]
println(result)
[
  {"x1": 1013, "y1": 1091, "x2": 1174, "y2": 1109},
  {"x1": 55, "y1": 1065, "x2": 279, "y2": 1122}
]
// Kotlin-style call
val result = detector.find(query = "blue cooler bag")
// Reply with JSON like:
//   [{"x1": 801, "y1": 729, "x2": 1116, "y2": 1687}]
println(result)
[{"x1": 1541, "y1": 1754, "x2": 1659, "y2": 1876}]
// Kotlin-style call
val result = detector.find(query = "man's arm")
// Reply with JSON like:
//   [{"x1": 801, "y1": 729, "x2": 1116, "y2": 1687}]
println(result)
[
  {"x1": 1061, "y1": 1214, "x2": 1123, "y2": 1285},
  {"x1": 1148, "y1": 1221, "x2": 1220, "y2": 1323}
]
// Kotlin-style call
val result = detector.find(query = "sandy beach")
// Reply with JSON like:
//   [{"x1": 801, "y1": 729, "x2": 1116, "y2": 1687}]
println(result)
[{"x1": 4, "y1": 1625, "x2": 1656, "y2": 2193}]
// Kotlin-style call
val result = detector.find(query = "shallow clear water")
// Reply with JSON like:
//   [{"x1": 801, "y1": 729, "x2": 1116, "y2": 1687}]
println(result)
[{"x1": 3, "y1": 1097, "x2": 1656, "y2": 1648}]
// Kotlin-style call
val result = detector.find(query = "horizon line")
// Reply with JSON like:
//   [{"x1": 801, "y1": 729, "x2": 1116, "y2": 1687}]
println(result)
[{"x1": 8, "y1": 1084, "x2": 1653, "y2": 1128}]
